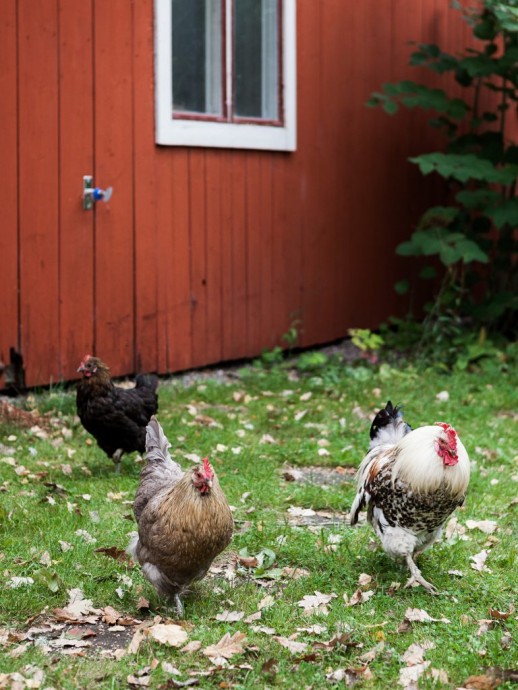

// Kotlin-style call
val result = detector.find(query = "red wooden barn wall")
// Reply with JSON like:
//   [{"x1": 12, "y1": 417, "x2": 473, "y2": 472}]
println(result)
[{"x1": 0, "y1": 0, "x2": 473, "y2": 389}]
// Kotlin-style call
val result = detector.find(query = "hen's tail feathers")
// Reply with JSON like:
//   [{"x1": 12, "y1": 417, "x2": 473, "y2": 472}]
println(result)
[
  {"x1": 136, "y1": 373, "x2": 159, "y2": 393},
  {"x1": 126, "y1": 531, "x2": 139, "y2": 560},
  {"x1": 145, "y1": 416, "x2": 172, "y2": 463},
  {"x1": 369, "y1": 400, "x2": 412, "y2": 448}
]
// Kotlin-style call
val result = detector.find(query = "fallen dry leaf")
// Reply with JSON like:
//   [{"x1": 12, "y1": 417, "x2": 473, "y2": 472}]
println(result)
[
  {"x1": 128, "y1": 630, "x2": 145, "y2": 654},
  {"x1": 238, "y1": 555, "x2": 258, "y2": 568},
  {"x1": 466, "y1": 519, "x2": 498, "y2": 534},
  {"x1": 399, "y1": 661, "x2": 431, "y2": 688},
  {"x1": 6, "y1": 577, "x2": 34, "y2": 589},
  {"x1": 477, "y1": 620, "x2": 495, "y2": 636},
  {"x1": 326, "y1": 666, "x2": 373, "y2": 685},
  {"x1": 462, "y1": 668, "x2": 518, "y2": 689},
  {"x1": 488, "y1": 605, "x2": 514, "y2": 620},
  {"x1": 358, "y1": 573, "x2": 373, "y2": 588},
  {"x1": 404, "y1": 608, "x2": 450, "y2": 624},
  {"x1": 344, "y1": 589, "x2": 374, "y2": 607},
  {"x1": 95, "y1": 546, "x2": 132, "y2": 563},
  {"x1": 127, "y1": 673, "x2": 150, "y2": 687},
  {"x1": 273, "y1": 636, "x2": 308, "y2": 654},
  {"x1": 148, "y1": 623, "x2": 188, "y2": 647},
  {"x1": 137, "y1": 597, "x2": 150, "y2": 611},
  {"x1": 401, "y1": 641, "x2": 435, "y2": 666},
  {"x1": 258, "y1": 595, "x2": 275, "y2": 611},
  {"x1": 470, "y1": 549, "x2": 492, "y2": 573},
  {"x1": 53, "y1": 588, "x2": 100, "y2": 622},
  {"x1": 202, "y1": 631, "x2": 247, "y2": 664},
  {"x1": 215, "y1": 610, "x2": 244, "y2": 623},
  {"x1": 181, "y1": 640, "x2": 202, "y2": 653},
  {"x1": 281, "y1": 566, "x2": 309, "y2": 579},
  {"x1": 298, "y1": 591, "x2": 337, "y2": 616}
]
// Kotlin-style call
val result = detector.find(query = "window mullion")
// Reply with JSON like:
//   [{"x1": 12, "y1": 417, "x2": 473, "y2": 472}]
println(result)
[{"x1": 225, "y1": 0, "x2": 233, "y2": 121}]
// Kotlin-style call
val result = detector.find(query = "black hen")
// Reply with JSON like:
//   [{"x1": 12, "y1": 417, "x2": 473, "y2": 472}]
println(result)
[{"x1": 76, "y1": 355, "x2": 159, "y2": 472}]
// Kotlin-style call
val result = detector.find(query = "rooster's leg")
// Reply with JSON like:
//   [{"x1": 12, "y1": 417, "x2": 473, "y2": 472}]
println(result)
[
  {"x1": 112, "y1": 449, "x2": 123, "y2": 473},
  {"x1": 404, "y1": 554, "x2": 438, "y2": 594},
  {"x1": 173, "y1": 593, "x2": 184, "y2": 618}
]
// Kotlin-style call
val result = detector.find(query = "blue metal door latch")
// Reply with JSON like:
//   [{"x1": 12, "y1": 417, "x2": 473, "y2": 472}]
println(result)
[{"x1": 82, "y1": 175, "x2": 113, "y2": 210}]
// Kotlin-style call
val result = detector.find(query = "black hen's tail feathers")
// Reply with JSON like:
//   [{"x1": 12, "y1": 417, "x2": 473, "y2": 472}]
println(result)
[
  {"x1": 135, "y1": 373, "x2": 159, "y2": 393},
  {"x1": 369, "y1": 400, "x2": 412, "y2": 446}
]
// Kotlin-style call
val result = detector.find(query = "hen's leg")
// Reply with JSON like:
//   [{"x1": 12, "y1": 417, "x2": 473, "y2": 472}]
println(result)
[
  {"x1": 404, "y1": 554, "x2": 438, "y2": 594},
  {"x1": 112, "y1": 449, "x2": 123, "y2": 473},
  {"x1": 174, "y1": 593, "x2": 184, "y2": 618}
]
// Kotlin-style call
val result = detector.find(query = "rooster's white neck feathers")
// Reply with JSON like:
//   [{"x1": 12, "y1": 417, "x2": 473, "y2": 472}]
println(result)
[{"x1": 391, "y1": 425, "x2": 470, "y2": 496}]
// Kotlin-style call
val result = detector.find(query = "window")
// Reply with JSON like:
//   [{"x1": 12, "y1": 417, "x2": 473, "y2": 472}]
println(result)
[{"x1": 155, "y1": 0, "x2": 296, "y2": 151}]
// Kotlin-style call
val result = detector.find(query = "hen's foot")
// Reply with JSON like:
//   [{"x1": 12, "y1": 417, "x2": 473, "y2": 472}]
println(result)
[
  {"x1": 112, "y1": 449, "x2": 123, "y2": 473},
  {"x1": 174, "y1": 593, "x2": 184, "y2": 618},
  {"x1": 404, "y1": 554, "x2": 439, "y2": 594}
]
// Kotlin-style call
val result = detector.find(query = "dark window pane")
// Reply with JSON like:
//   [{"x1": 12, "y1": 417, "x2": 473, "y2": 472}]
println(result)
[
  {"x1": 234, "y1": 0, "x2": 279, "y2": 120},
  {"x1": 172, "y1": 0, "x2": 222, "y2": 115}
]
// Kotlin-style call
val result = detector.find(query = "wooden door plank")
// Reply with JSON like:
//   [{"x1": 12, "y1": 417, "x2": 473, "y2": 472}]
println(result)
[
  {"x1": 297, "y1": 0, "x2": 331, "y2": 347},
  {"x1": 223, "y1": 153, "x2": 248, "y2": 361},
  {"x1": 18, "y1": 0, "x2": 60, "y2": 387},
  {"x1": 189, "y1": 150, "x2": 209, "y2": 368},
  {"x1": 93, "y1": 0, "x2": 135, "y2": 376},
  {"x1": 133, "y1": 0, "x2": 159, "y2": 374},
  {"x1": 245, "y1": 153, "x2": 269, "y2": 355},
  {"x1": 0, "y1": 0, "x2": 19, "y2": 385},
  {"x1": 58, "y1": 0, "x2": 95, "y2": 381},
  {"x1": 167, "y1": 150, "x2": 192, "y2": 372},
  {"x1": 204, "y1": 151, "x2": 224, "y2": 366}
]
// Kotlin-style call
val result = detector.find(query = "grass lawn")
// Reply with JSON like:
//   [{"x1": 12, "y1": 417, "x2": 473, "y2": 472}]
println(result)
[{"x1": 0, "y1": 347, "x2": 516, "y2": 689}]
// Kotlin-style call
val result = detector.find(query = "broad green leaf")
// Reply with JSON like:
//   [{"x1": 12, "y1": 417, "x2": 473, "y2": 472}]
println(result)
[
  {"x1": 455, "y1": 239, "x2": 489, "y2": 264},
  {"x1": 487, "y1": 199, "x2": 518, "y2": 228},
  {"x1": 440, "y1": 244, "x2": 463, "y2": 265},
  {"x1": 455, "y1": 189, "x2": 501, "y2": 209},
  {"x1": 396, "y1": 240, "x2": 419, "y2": 256},
  {"x1": 409, "y1": 153, "x2": 518, "y2": 184},
  {"x1": 419, "y1": 266, "x2": 437, "y2": 280},
  {"x1": 459, "y1": 55, "x2": 496, "y2": 77},
  {"x1": 394, "y1": 280, "x2": 410, "y2": 295}
]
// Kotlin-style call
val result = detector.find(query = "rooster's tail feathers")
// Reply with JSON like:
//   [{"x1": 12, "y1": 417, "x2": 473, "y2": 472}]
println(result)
[
  {"x1": 369, "y1": 400, "x2": 412, "y2": 447},
  {"x1": 145, "y1": 416, "x2": 172, "y2": 463}
]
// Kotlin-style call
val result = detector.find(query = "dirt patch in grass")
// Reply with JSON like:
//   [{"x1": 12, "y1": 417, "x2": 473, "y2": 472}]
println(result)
[
  {"x1": 282, "y1": 465, "x2": 356, "y2": 486},
  {"x1": 286, "y1": 507, "x2": 356, "y2": 528}
]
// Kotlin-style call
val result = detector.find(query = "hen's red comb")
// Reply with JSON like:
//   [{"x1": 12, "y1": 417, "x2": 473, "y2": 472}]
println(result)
[{"x1": 202, "y1": 457, "x2": 214, "y2": 478}]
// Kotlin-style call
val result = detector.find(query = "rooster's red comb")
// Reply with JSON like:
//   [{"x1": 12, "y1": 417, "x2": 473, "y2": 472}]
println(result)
[{"x1": 435, "y1": 422, "x2": 457, "y2": 448}]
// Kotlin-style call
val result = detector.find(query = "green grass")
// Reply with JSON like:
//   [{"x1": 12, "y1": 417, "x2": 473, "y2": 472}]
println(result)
[{"x1": 0, "y1": 352, "x2": 517, "y2": 689}]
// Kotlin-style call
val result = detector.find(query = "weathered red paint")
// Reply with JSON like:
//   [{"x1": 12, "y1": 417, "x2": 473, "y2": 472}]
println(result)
[{"x1": 1, "y1": 0, "x2": 476, "y2": 388}]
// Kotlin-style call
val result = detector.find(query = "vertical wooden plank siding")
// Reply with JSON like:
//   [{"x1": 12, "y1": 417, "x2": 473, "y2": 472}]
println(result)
[
  {"x1": 18, "y1": 0, "x2": 60, "y2": 387},
  {"x1": 228, "y1": 154, "x2": 248, "y2": 359},
  {"x1": 244, "y1": 153, "x2": 267, "y2": 355},
  {"x1": 58, "y1": 0, "x2": 95, "y2": 381},
  {"x1": 0, "y1": 0, "x2": 19, "y2": 370},
  {"x1": 203, "y1": 152, "x2": 224, "y2": 366},
  {"x1": 1, "y1": 0, "x2": 482, "y2": 389},
  {"x1": 93, "y1": 0, "x2": 135, "y2": 376},
  {"x1": 167, "y1": 151, "x2": 192, "y2": 372},
  {"x1": 189, "y1": 150, "x2": 209, "y2": 367},
  {"x1": 133, "y1": 0, "x2": 159, "y2": 373}
]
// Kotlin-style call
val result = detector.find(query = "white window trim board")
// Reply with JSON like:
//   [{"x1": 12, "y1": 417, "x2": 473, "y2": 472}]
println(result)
[{"x1": 154, "y1": 0, "x2": 297, "y2": 152}]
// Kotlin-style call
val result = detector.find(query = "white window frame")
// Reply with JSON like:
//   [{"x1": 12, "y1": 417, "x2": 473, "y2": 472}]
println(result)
[{"x1": 154, "y1": 0, "x2": 297, "y2": 151}]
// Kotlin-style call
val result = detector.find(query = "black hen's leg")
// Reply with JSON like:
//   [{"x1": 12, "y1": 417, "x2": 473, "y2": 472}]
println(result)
[{"x1": 112, "y1": 448, "x2": 123, "y2": 473}]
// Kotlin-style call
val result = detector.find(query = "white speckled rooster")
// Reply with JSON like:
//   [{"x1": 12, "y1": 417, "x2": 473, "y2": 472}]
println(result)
[{"x1": 350, "y1": 401, "x2": 470, "y2": 593}]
